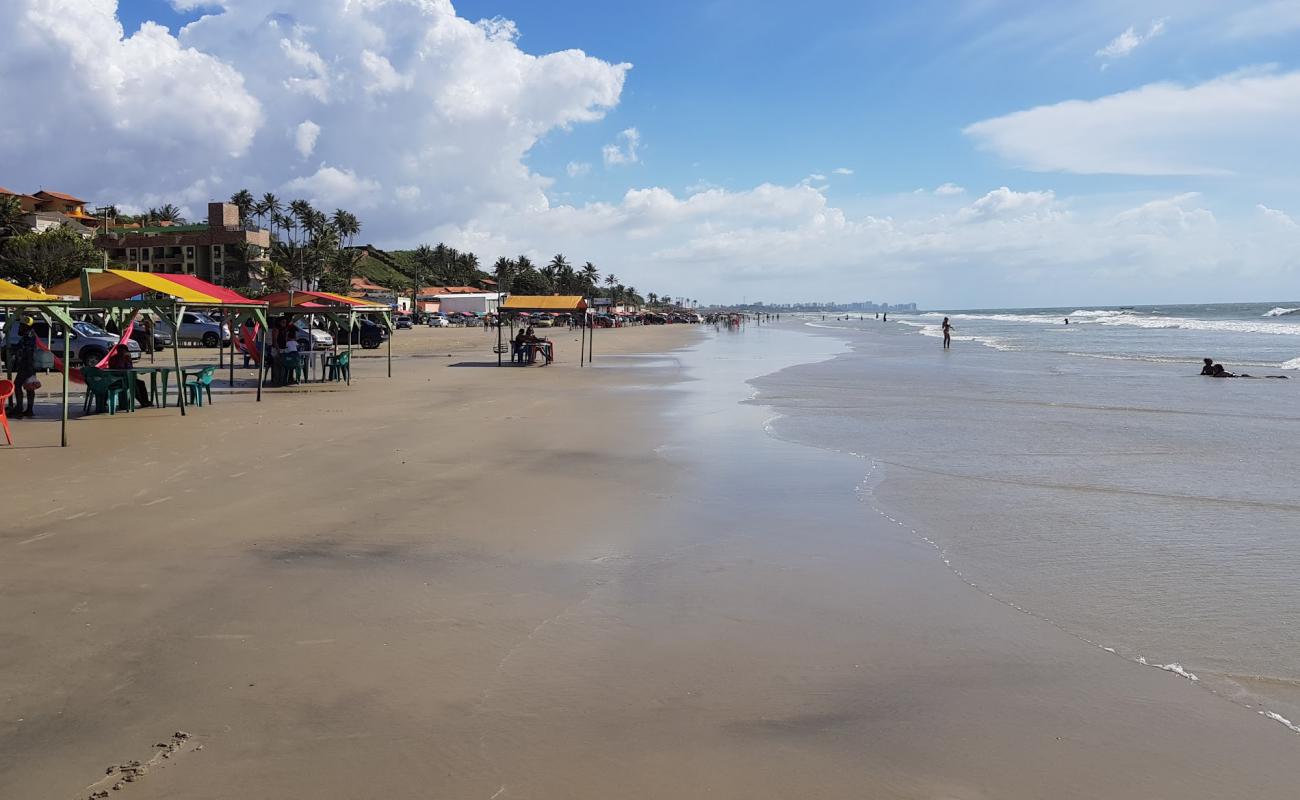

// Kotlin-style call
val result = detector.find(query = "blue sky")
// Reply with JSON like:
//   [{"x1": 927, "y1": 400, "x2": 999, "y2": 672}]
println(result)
[{"x1": 6, "y1": 1, "x2": 1300, "y2": 306}]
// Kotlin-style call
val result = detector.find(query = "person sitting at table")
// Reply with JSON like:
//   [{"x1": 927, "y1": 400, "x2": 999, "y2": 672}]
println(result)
[
  {"x1": 108, "y1": 344, "x2": 151, "y2": 407},
  {"x1": 513, "y1": 328, "x2": 529, "y2": 364},
  {"x1": 524, "y1": 326, "x2": 539, "y2": 364}
]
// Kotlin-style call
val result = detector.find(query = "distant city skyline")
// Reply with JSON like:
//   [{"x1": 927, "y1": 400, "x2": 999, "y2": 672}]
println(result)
[{"x1": 2, "y1": 1, "x2": 1298, "y2": 307}]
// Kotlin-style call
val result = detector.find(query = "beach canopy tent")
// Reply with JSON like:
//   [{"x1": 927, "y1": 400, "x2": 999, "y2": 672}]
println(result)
[
  {"x1": 496, "y1": 296, "x2": 590, "y2": 367},
  {"x1": 500, "y1": 295, "x2": 588, "y2": 313},
  {"x1": 260, "y1": 290, "x2": 394, "y2": 380},
  {"x1": 0, "y1": 279, "x2": 77, "y2": 446},
  {"x1": 49, "y1": 268, "x2": 270, "y2": 412}
]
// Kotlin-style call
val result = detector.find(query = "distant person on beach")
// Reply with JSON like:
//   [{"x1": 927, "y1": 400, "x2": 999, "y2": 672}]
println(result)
[
  {"x1": 942, "y1": 317, "x2": 953, "y2": 349},
  {"x1": 1064, "y1": 318, "x2": 1069, "y2": 325},
  {"x1": 883, "y1": 312, "x2": 888, "y2": 322}
]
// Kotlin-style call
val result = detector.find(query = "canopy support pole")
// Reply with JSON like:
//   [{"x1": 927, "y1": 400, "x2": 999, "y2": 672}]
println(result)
[
  {"x1": 386, "y1": 312, "x2": 392, "y2": 379},
  {"x1": 172, "y1": 302, "x2": 187, "y2": 417},
  {"x1": 345, "y1": 311, "x2": 353, "y2": 386},
  {"x1": 497, "y1": 312, "x2": 503, "y2": 367},
  {"x1": 60, "y1": 318, "x2": 70, "y2": 447},
  {"x1": 256, "y1": 309, "x2": 266, "y2": 402}
]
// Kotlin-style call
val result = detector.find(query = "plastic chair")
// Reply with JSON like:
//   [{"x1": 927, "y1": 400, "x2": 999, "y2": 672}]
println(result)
[
  {"x1": 82, "y1": 370, "x2": 127, "y2": 415},
  {"x1": 184, "y1": 367, "x2": 216, "y2": 407},
  {"x1": 324, "y1": 351, "x2": 350, "y2": 382},
  {"x1": 0, "y1": 379, "x2": 13, "y2": 445}
]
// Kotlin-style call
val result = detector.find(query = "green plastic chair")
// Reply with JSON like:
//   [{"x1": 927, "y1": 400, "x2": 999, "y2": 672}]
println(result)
[
  {"x1": 280, "y1": 352, "x2": 303, "y2": 385},
  {"x1": 324, "y1": 351, "x2": 350, "y2": 382},
  {"x1": 82, "y1": 367, "x2": 128, "y2": 415},
  {"x1": 184, "y1": 366, "x2": 216, "y2": 407}
]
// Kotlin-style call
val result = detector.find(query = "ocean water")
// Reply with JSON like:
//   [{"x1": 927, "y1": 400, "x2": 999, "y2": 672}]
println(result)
[
  {"x1": 752, "y1": 312, "x2": 1300, "y2": 738},
  {"x1": 888, "y1": 302, "x2": 1300, "y2": 370}
]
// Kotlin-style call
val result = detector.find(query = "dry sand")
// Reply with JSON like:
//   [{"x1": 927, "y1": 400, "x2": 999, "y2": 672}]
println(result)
[{"x1": 2, "y1": 320, "x2": 1298, "y2": 799}]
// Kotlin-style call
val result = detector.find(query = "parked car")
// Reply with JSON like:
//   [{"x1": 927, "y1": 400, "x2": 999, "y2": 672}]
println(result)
[
  {"x1": 395, "y1": 316, "x2": 413, "y2": 330},
  {"x1": 293, "y1": 320, "x2": 334, "y2": 350},
  {"x1": 427, "y1": 314, "x2": 449, "y2": 328},
  {"x1": 129, "y1": 324, "x2": 173, "y2": 352},
  {"x1": 336, "y1": 318, "x2": 388, "y2": 349},
  {"x1": 5, "y1": 319, "x2": 141, "y2": 366},
  {"x1": 531, "y1": 314, "x2": 555, "y2": 328},
  {"x1": 149, "y1": 312, "x2": 230, "y2": 347}
]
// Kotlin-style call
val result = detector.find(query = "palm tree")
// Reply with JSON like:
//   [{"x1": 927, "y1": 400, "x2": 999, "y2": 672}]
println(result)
[
  {"x1": 229, "y1": 189, "x2": 255, "y2": 224},
  {"x1": 647, "y1": 292, "x2": 658, "y2": 306},
  {"x1": 492, "y1": 257, "x2": 515, "y2": 292},
  {"x1": 156, "y1": 203, "x2": 183, "y2": 224},
  {"x1": 581, "y1": 262, "x2": 599, "y2": 293},
  {"x1": 332, "y1": 209, "x2": 360, "y2": 250},
  {"x1": 261, "y1": 192, "x2": 282, "y2": 241}
]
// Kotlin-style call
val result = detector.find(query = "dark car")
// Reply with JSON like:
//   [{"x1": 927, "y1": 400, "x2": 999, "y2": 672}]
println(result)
[
  {"x1": 337, "y1": 318, "x2": 389, "y2": 349},
  {"x1": 129, "y1": 325, "x2": 173, "y2": 352}
]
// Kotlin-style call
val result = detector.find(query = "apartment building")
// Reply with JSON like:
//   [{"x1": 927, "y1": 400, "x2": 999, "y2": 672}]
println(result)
[{"x1": 95, "y1": 203, "x2": 271, "y2": 284}]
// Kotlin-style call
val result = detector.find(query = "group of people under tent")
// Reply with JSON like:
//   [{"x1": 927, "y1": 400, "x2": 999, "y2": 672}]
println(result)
[{"x1": 511, "y1": 326, "x2": 553, "y2": 365}]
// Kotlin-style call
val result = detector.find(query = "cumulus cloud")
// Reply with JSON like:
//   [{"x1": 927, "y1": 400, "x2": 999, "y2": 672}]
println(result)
[
  {"x1": 602, "y1": 128, "x2": 641, "y2": 167},
  {"x1": 0, "y1": 0, "x2": 630, "y2": 245},
  {"x1": 294, "y1": 120, "x2": 321, "y2": 159},
  {"x1": 0, "y1": 0, "x2": 262, "y2": 201},
  {"x1": 1258, "y1": 203, "x2": 1298, "y2": 227},
  {"x1": 282, "y1": 166, "x2": 381, "y2": 209},
  {"x1": 1096, "y1": 18, "x2": 1167, "y2": 66},
  {"x1": 934, "y1": 183, "x2": 966, "y2": 196},
  {"x1": 964, "y1": 68, "x2": 1300, "y2": 176},
  {"x1": 566, "y1": 161, "x2": 592, "y2": 177},
  {"x1": 955, "y1": 187, "x2": 1058, "y2": 223},
  {"x1": 832, "y1": 167, "x2": 854, "y2": 175}
]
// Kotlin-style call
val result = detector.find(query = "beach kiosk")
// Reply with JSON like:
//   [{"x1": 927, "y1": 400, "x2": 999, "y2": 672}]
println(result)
[
  {"x1": 50, "y1": 269, "x2": 270, "y2": 413},
  {"x1": 497, "y1": 296, "x2": 589, "y2": 367},
  {"x1": 0, "y1": 279, "x2": 76, "y2": 446},
  {"x1": 260, "y1": 290, "x2": 395, "y2": 383}
]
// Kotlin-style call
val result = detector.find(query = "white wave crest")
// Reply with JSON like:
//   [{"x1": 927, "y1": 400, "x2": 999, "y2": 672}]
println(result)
[
  {"x1": 1261, "y1": 710, "x2": 1300, "y2": 734},
  {"x1": 1281, "y1": 357, "x2": 1300, "y2": 370},
  {"x1": 1264, "y1": 307, "x2": 1299, "y2": 317},
  {"x1": 1136, "y1": 656, "x2": 1199, "y2": 682}
]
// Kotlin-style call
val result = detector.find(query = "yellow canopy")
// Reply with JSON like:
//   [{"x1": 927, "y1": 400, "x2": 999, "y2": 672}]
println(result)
[
  {"x1": 500, "y1": 295, "x2": 587, "y2": 312},
  {"x1": 0, "y1": 279, "x2": 61, "y2": 303}
]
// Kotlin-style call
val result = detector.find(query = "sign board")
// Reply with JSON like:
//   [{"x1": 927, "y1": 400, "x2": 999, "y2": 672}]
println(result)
[{"x1": 591, "y1": 298, "x2": 613, "y2": 306}]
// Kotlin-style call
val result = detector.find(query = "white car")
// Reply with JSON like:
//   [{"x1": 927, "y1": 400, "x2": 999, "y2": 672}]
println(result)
[
  {"x1": 427, "y1": 315, "x2": 449, "y2": 327},
  {"x1": 293, "y1": 321, "x2": 334, "y2": 350}
]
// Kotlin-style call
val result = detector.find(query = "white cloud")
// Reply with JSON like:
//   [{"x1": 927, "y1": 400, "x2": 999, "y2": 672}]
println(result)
[
  {"x1": 282, "y1": 166, "x2": 381, "y2": 209},
  {"x1": 807, "y1": 173, "x2": 827, "y2": 182},
  {"x1": 293, "y1": 120, "x2": 320, "y2": 159},
  {"x1": 1112, "y1": 193, "x2": 1215, "y2": 232},
  {"x1": 1096, "y1": 18, "x2": 1167, "y2": 65},
  {"x1": 964, "y1": 68, "x2": 1300, "y2": 176},
  {"x1": 934, "y1": 182, "x2": 966, "y2": 196},
  {"x1": 0, "y1": 0, "x2": 629, "y2": 246},
  {"x1": 602, "y1": 128, "x2": 641, "y2": 167},
  {"x1": 832, "y1": 167, "x2": 854, "y2": 175},
  {"x1": 1258, "y1": 203, "x2": 1298, "y2": 228},
  {"x1": 955, "y1": 187, "x2": 1058, "y2": 223},
  {"x1": 566, "y1": 161, "x2": 592, "y2": 178}
]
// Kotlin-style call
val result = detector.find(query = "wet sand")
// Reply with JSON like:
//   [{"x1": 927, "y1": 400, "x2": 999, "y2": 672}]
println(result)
[{"x1": 2, "y1": 321, "x2": 1298, "y2": 798}]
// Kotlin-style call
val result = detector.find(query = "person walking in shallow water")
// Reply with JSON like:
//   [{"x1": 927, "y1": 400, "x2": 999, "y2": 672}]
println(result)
[{"x1": 942, "y1": 316, "x2": 953, "y2": 349}]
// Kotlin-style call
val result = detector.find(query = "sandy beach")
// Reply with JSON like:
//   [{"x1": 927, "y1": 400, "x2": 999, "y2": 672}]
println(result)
[{"x1": 3, "y1": 320, "x2": 1299, "y2": 799}]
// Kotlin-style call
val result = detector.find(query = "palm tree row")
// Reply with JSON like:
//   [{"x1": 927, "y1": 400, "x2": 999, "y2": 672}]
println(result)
[{"x1": 229, "y1": 189, "x2": 363, "y2": 293}]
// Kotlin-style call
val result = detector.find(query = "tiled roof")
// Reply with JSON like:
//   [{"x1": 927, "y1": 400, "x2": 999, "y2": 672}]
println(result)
[{"x1": 35, "y1": 189, "x2": 87, "y2": 203}]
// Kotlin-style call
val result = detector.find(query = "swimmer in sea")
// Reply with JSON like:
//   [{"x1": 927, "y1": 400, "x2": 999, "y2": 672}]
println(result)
[{"x1": 942, "y1": 316, "x2": 953, "y2": 349}]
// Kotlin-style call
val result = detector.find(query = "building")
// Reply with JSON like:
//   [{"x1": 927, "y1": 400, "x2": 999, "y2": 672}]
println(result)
[
  {"x1": 94, "y1": 202, "x2": 271, "y2": 285},
  {"x1": 1, "y1": 186, "x2": 99, "y2": 236},
  {"x1": 429, "y1": 287, "x2": 499, "y2": 315}
]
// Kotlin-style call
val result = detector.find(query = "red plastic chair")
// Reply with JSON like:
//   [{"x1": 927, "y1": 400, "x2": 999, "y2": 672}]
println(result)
[{"x1": 0, "y1": 379, "x2": 13, "y2": 446}]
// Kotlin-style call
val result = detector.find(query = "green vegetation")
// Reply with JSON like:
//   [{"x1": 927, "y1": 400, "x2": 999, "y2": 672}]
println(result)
[{"x1": 0, "y1": 226, "x2": 104, "y2": 289}]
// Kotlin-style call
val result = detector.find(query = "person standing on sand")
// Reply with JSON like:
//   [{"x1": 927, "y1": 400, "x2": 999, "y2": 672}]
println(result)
[
  {"x1": 9, "y1": 318, "x2": 38, "y2": 417},
  {"x1": 942, "y1": 317, "x2": 953, "y2": 349}
]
